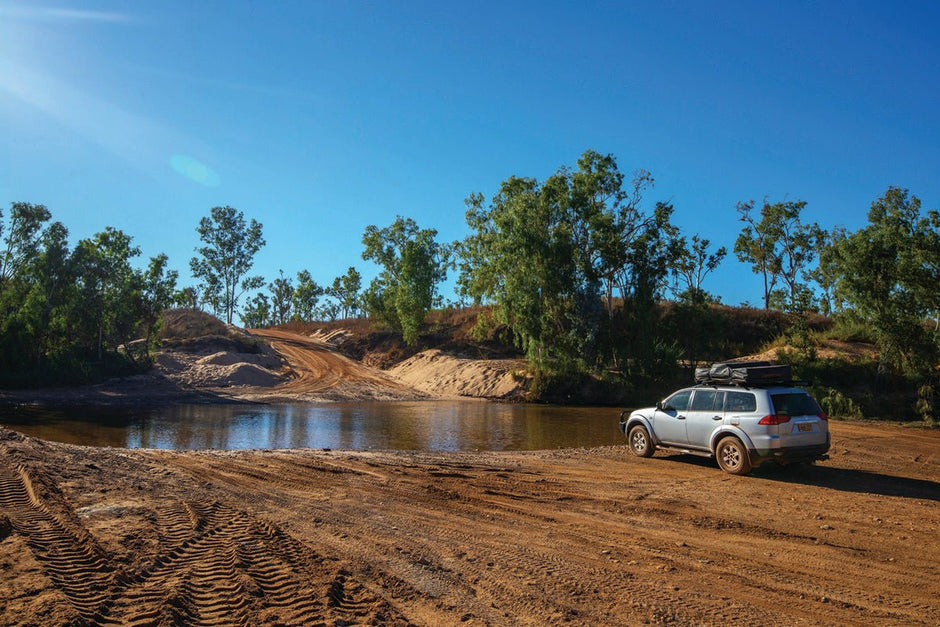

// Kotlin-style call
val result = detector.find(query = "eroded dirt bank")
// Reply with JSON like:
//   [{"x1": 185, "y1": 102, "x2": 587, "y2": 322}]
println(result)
[{"x1": 1, "y1": 421, "x2": 937, "y2": 626}]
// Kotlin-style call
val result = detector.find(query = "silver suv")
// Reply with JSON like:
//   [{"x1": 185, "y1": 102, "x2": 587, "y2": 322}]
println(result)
[{"x1": 619, "y1": 365, "x2": 830, "y2": 475}]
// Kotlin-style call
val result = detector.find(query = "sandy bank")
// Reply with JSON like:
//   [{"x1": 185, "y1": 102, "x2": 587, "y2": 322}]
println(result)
[{"x1": 387, "y1": 349, "x2": 528, "y2": 400}]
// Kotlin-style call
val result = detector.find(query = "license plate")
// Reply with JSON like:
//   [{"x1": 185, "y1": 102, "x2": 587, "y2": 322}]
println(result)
[{"x1": 797, "y1": 423, "x2": 813, "y2": 432}]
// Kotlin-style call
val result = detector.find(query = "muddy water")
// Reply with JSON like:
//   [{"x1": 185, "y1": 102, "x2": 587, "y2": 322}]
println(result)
[{"x1": 1, "y1": 401, "x2": 627, "y2": 451}]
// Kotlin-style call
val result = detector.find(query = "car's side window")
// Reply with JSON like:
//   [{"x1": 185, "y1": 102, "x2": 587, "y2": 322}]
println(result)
[
  {"x1": 726, "y1": 391, "x2": 757, "y2": 412},
  {"x1": 664, "y1": 390, "x2": 691, "y2": 411},
  {"x1": 713, "y1": 391, "x2": 726, "y2": 411},
  {"x1": 690, "y1": 390, "x2": 717, "y2": 411}
]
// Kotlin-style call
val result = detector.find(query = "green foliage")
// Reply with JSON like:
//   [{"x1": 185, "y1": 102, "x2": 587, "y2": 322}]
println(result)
[
  {"x1": 328, "y1": 266, "x2": 361, "y2": 319},
  {"x1": 0, "y1": 202, "x2": 53, "y2": 285},
  {"x1": 672, "y1": 234, "x2": 726, "y2": 304},
  {"x1": 822, "y1": 187, "x2": 939, "y2": 376},
  {"x1": 0, "y1": 203, "x2": 175, "y2": 386},
  {"x1": 190, "y1": 206, "x2": 266, "y2": 324},
  {"x1": 820, "y1": 314, "x2": 877, "y2": 344},
  {"x1": 603, "y1": 202, "x2": 682, "y2": 374},
  {"x1": 813, "y1": 387, "x2": 864, "y2": 420},
  {"x1": 267, "y1": 270, "x2": 294, "y2": 325},
  {"x1": 173, "y1": 286, "x2": 200, "y2": 309},
  {"x1": 291, "y1": 270, "x2": 323, "y2": 322},
  {"x1": 241, "y1": 292, "x2": 271, "y2": 329},
  {"x1": 458, "y1": 150, "x2": 679, "y2": 375},
  {"x1": 659, "y1": 301, "x2": 728, "y2": 372},
  {"x1": 362, "y1": 217, "x2": 449, "y2": 345},
  {"x1": 139, "y1": 253, "x2": 179, "y2": 350},
  {"x1": 915, "y1": 382, "x2": 936, "y2": 426},
  {"x1": 734, "y1": 199, "x2": 825, "y2": 311}
]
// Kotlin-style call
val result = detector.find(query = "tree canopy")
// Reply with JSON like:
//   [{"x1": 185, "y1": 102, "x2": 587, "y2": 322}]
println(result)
[
  {"x1": 362, "y1": 217, "x2": 449, "y2": 345},
  {"x1": 190, "y1": 206, "x2": 266, "y2": 324},
  {"x1": 734, "y1": 199, "x2": 824, "y2": 311},
  {"x1": 822, "y1": 187, "x2": 939, "y2": 374},
  {"x1": 459, "y1": 150, "x2": 682, "y2": 372},
  {"x1": 0, "y1": 203, "x2": 176, "y2": 385}
]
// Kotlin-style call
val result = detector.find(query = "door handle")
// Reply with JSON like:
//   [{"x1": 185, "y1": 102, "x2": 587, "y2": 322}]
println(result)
[
  {"x1": 677, "y1": 415, "x2": 686, "y2": 420},
  {"x1": 712, "y1": 415, "x2": 722, "y2": 421}
]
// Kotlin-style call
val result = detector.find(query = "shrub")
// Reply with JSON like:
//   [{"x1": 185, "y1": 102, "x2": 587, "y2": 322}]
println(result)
[{"x1": 813, "y1": 387, "x2": 864, "y2": 420}]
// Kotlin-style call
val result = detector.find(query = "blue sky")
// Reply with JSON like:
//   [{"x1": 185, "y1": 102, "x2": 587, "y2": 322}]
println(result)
[{"x1": 2, "y1": 0, "x2": 938, "y2": 308}]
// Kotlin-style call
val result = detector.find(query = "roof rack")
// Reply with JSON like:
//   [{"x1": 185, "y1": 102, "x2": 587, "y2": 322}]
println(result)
[{"x1": 694, "y1": 361, "x2": 793, "y2": 387}]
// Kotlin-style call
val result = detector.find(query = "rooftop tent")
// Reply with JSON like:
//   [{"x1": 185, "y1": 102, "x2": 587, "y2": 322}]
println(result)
[{"x1": 694, "y1": 361, "x2": 793, "y2": 387}]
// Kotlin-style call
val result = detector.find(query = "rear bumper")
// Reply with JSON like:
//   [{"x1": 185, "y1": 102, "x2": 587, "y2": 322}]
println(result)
[{"x1": 751, "y1": 439, "x2": 831, "y2": 464}]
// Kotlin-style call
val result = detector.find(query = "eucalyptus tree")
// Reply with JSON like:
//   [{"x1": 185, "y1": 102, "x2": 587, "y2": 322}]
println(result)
[
  {"x1": 362, "y1": 217, "x2": 449, "y2": 345},
  {"x1": 329, "y1": 266, "x2": 362, "y2": 319},
  {"x1": 458, "y1": 150, "x2": 679, "y2": 372},
  {"x1": 734, "y1": 199, "x2": 825, "y2": 311},
  {"x1": 824, "y1": 187, "x2": 939, "y2": 374},
  {"x1": 268, "y1": 270, "x2": 294, "y2": 325},
  {"x1": 173, "y1": 286, "x2": 200, "y2": 309},
  {"x1": 0, "y1": 202, "x2": 53, "y2": 302},
  {"x1": 8, "y1": 220, "x2": 73, "y2": 371},
  {"x1": 139, "y1": 253, "x2": 178, "y2": 350},
  {"x1": 190, "y1": 206, "x2": 265, "y2": 324},
  {"x1": 672, "y1": 234, "x2": 727, "y2": 304},
  {"x1": 292, "y1": 270, "x2": 323, "y2": 322},
  {"x1": 241, "y1": 292, "x2": 271, "y2": 328}
]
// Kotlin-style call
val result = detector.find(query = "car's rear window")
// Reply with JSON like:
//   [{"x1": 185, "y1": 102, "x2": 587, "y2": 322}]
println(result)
[
  {"x1": 725, "y1": 391, "x2": 757, "y2": 412},
  {"x1": 771, "y1": 393, "x2": 822, "y2": 416}
]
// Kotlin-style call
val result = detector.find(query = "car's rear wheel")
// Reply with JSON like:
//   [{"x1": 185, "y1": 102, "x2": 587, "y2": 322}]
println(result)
[
  {"x1": 627, "y1": 425, "x2": 654, "y2": 458},
  {"x1": 715, "y1": 436, "x2": 752, "y2": 475}
]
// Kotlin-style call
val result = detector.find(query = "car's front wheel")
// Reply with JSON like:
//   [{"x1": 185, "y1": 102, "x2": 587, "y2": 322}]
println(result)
[
  {"x1": 715, "y1": 436, "x2": 752, "y2": 475},
  {"x1": 627, "y1": 424, "x2": 655, "y2": 458}
]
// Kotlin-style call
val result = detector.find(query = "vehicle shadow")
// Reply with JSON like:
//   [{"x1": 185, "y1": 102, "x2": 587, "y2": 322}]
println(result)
[
  {"x1": 657, "y1": 453, "x2": 939, "y2": 502},
  {"x1": 753, "y1": 464, "x2": 940, "y2": 502}
]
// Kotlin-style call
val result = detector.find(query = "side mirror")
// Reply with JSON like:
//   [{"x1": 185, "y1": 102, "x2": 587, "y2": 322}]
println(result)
[{"x1": 655, "y1": 401, "x2": 664, "y2": 411}]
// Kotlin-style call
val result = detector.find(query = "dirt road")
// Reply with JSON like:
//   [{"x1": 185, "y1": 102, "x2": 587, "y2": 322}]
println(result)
[
  {"x1": 242, "y1": 328, "x2": 425, "y2": 401},
  {"x1": 1, "y1": 420, "x2": 937, "y2": 626}
]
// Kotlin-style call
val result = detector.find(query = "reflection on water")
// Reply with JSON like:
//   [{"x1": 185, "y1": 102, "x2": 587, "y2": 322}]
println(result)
[{"x1": 0, "y1": 401, "x2": 625, "y2": 452}]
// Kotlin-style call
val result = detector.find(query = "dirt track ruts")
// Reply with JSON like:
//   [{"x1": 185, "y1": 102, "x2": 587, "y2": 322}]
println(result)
[
  {"x1": 244, "y1": 328, "x2": 423, "y2": 401},
  {"x1": 1, "y1": 420, "x2": 938, "y2": 625}
]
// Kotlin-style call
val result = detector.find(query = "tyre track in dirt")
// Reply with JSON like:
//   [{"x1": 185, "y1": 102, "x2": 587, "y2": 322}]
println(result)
[
  {"x1": 169, "y1": 444, "x2": 938, "y2": 625},
  {"x1": 151, "y1": 450, "x2": 835, "y2": 625},
  {"x1": 0, "y1": 446, "x2": 411, "y2": 626},
  {"x1": 1, "y1": 422, "x2": 938, "y2": 625},
  {"x1": 0, "y1": 461, "x2": 116, "y2": 623}
]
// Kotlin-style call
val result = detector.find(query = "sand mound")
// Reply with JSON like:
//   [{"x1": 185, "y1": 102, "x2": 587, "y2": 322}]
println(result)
[
  {"x1": 388, "y1": 349, "x2": 527, "y2": 400},
  {"x1": 155, "y1": 346, "x2": 287, "y2": 389},
  {"x1": 197, "y1": 350, "x2": 283, "y2": 369},
  {"x1": 195, "y1": 362, "x2": 283, "y2": 387}
]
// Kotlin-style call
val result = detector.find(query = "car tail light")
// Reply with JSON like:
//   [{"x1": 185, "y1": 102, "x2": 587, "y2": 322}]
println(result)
[
  {"x1": 817, "y1": 412, "x2": 829, "y2": 421},
  {"x1": 758, "y1": 414, "x2": 791, "y2": 425}
]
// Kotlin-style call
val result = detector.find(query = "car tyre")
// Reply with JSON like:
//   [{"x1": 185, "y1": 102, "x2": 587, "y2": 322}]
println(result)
[
  {"x1": 627, "y1": 425, "x2": 655, "y2": 458},
  {"x1": 715, "y1": 436, "x2": 752, "y2": 475}
]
